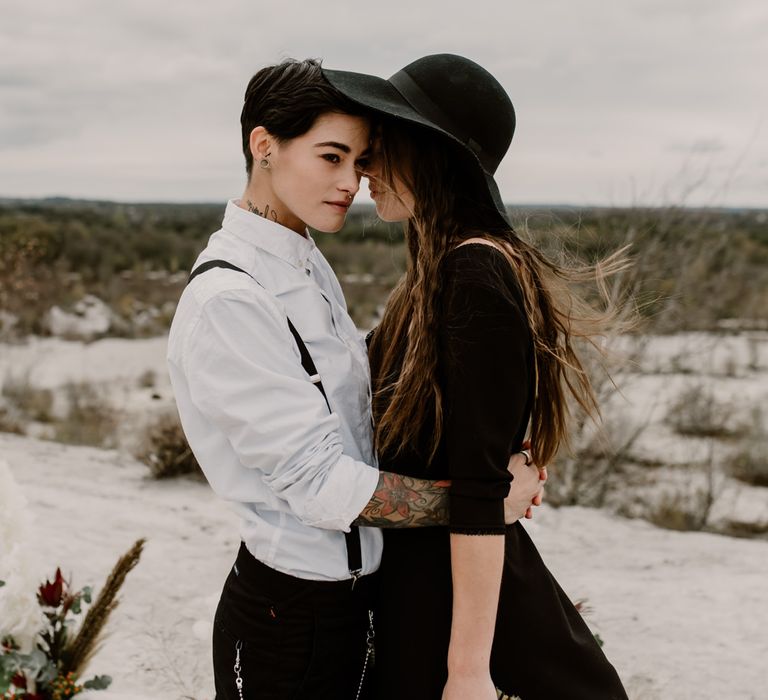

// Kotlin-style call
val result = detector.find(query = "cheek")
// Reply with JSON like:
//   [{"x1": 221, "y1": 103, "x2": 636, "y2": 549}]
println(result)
[
  {"x1": 376, "y1": 194, "x2": 410, "y2": 223},
  {"x1": 272, "y1": 157, "x2": 326, "y2": 208}
]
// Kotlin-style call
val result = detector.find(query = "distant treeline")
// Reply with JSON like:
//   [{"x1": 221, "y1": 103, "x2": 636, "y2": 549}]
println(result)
[{"x1": 1, "y1": 198, "x2": 767, "y2": 334}]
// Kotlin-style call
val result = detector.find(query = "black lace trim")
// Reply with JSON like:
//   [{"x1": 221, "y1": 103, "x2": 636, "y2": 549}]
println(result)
[{"x1": 449, "y1": 526, "x2": 507, "y2": 536}]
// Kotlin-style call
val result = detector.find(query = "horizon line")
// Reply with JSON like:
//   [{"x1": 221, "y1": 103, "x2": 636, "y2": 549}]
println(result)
[{"x1": 1, "y1": 195, "x2": 767, "y2": 213}]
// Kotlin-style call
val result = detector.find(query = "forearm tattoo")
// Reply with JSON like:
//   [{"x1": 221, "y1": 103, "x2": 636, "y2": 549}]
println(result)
[
  {"x1": 246, "y1": 199, "x2": 278, "y2": 222},
  {"x1": 352, "y1": 472, "x2": 451, "y2": 528}
]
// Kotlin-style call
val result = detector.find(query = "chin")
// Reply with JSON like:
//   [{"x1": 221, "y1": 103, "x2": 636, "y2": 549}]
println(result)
[
  {"x1": 375, "y1": 200, "x2": 409, "y2": 223},
  {"x1": 311, "y1": 218, "x2": 346, "y2": 234}
]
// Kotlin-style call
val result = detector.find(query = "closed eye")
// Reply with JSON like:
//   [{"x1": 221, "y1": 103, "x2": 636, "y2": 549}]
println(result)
[{"x1": 354, "y1": 157, "x2": 371, "y2": 170}]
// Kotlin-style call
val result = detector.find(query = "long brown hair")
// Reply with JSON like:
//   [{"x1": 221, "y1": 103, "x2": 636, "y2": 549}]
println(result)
[{"x1": 368, "y1": 120, "x2": 630, "y2": 467}]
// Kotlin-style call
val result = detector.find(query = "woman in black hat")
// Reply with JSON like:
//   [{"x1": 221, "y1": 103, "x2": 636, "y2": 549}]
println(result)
[{"x1": 323, "y1": 55, "x2": 630, "y2": 700}]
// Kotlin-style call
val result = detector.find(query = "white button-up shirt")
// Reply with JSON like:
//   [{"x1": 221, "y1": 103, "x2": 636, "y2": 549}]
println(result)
[{"x1": 167, "y1": 200, "x2": 382, "y2": 581}]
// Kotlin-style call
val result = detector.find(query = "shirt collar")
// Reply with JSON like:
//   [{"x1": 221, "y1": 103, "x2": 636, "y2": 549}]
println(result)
[{"x1": 222, "y1": 199, "x2": 316, "y2": 269}]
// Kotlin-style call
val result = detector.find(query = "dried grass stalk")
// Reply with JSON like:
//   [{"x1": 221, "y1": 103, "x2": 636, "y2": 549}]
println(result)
[{"x1": 62, "y1": 538, "x2": 146, "y2": 677}]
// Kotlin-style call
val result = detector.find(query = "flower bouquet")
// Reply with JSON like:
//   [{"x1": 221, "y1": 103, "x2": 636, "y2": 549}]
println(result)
[{"x1": 0, "y1": 539, "x2": 145, "y2": 700}]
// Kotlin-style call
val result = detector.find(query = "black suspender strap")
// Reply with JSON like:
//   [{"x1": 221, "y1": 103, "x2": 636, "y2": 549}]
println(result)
[
  {"x1": 188, "y1": 259, "x2": 362, "y2": 584},
  {"x1": 189, "y1": 260, "x2": 330, "y2": 410}
]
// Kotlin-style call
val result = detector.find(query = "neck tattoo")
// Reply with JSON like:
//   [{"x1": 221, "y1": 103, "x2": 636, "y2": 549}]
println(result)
[{"x1": 246, "y1": 199, "x2": 279, "y2": 222}]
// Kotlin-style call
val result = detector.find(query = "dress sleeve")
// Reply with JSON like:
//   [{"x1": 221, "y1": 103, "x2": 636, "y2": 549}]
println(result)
[{"x1": 439, "y1": 246, "x2": 532, "y2": 534}]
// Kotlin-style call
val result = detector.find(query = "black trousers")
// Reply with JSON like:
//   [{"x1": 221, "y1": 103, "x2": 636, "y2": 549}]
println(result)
[{"x1": 213, "y1": 543, "x2": 377, "y2": 700}]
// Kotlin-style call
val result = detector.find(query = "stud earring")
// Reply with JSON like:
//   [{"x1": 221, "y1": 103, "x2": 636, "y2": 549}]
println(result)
[{"x1": 259, "y1": 157, "x2": 270, "y2": 169}]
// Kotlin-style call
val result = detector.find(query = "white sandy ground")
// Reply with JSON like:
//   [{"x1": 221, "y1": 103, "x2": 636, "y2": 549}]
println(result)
[
  {"x1": 2, "y1": 433, "x2": 767, "y2": 700},
  {"x1": 3, "y1": 332, "x2": 767, "y2": 531},
  {"x1": 1, "y1": 332, "x2": 767, "y2": 697}
]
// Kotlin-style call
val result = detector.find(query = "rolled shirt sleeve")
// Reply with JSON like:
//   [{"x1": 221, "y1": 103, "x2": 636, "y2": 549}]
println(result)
[{"x1": 182, "y1": 286, "x2": 379, "y2": 531}]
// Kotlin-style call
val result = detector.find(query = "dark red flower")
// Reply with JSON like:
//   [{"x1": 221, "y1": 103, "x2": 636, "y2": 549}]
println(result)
[
  {"x1": 2, "y1": 634, "x2": 19, "y2": 651},
  {"x1": 11, "y1": 672, "x2": 27, "y2": 688},
  {"x1": 37, "y1": 567, "x2": 65, "y2": 607}
]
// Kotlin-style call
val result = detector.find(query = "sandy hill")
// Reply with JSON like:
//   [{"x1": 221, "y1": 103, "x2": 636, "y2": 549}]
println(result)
[{"x1": 2, "y1": 433, "x2": 767, "y2": 699}]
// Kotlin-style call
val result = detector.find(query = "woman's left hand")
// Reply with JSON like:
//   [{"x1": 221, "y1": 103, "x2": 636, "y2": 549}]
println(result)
[
  {"x1": 442, "y1": 671, "x2": 498, "y2": 700},
  {"x1": 504, "y1": 440, "x2": 547, "y2": 523},
  {"x1": 522, "y1": 439, "x2": 547, "y2": 519}
]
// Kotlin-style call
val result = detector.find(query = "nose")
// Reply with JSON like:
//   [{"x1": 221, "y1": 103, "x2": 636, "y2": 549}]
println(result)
[{"x1": 339, "y1": 163, "x2": 361, "y2": 199}]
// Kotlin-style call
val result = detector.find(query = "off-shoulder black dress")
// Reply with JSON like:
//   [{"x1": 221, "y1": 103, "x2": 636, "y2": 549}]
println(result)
[{"x1": 371, "y1": 244, "x2": 628, "y2": 700}]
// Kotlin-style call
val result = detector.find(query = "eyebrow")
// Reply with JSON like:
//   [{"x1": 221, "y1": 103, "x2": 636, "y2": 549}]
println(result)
[
  {"x1": 314, "y1": 141, "x2": 372, "y2": 160},
  {"x1": 314, "y1": 141, "x2": 351, "y2": 153}
]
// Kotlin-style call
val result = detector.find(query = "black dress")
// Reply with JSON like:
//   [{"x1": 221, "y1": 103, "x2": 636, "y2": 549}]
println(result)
[{"x1": 372, "y1": 244, "x2": 628, "y2": 700}]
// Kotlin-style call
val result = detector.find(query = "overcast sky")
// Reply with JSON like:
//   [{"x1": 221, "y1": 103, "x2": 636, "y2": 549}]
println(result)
[{"x1": 2, "y1": 0, "x2": 766, "y2": 207}]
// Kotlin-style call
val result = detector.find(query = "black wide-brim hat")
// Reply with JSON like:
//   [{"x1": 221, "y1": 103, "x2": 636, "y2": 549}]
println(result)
[{"x1": 322, "y1": 53, "x2": 515, "y2": 226}]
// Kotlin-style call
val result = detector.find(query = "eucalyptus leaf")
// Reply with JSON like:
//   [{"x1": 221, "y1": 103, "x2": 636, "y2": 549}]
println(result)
[
  {"x1": 71, "y1": 596, "x2": 82, "y2": 615},
  {"x1": 0, "y1": 671, "x2": 12, "y2": 695},
  {"x1": 1, "y1": 651, "x2": 21, "y2": 668},
  {"x1": 0, "y1": 579, "x2": 5, "y2": 587},
  {"x1": 82, "y1": 585, "x2": 93, "y2": 604},
  {"x1": 83, "y1": 674, "x2": 112, "y2": 690},
  {"x1": 0, "y1": 655, "x2": 17, "y2": 694},
  {"x1": 20, "y1": 648, "x2": 50, "y2": 677},
  {"x1": 36, "y1": 659, "x2": 58, "y2": 683},
  {"x1": 0, "y1": 651, "x2": 27, "y2": 694}
]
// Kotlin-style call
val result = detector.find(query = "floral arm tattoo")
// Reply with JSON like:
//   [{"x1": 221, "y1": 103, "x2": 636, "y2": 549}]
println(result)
[{"x1": 351, "y1": 471, "x2": 451, "y2": 528}]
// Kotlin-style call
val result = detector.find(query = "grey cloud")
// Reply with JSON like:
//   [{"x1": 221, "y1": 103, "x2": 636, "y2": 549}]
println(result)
[
  {"x1": 668, "y1": 138, "x2": 727, "y2": 153},
  {"x1": 1, "y1": 0, "x2": 766, "y2": 206}
]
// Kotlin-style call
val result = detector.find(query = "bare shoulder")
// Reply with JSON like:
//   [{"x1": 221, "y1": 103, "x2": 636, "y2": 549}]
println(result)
[
  {"x1": 455, "y1": 236, "x2": 503, "y2": 252},
  {"x1": 443, "y1": 238, "x2": 525, "y2": 311},
  {"x1": 445, "y1": 237, "x2": 511, "y2": 276}
]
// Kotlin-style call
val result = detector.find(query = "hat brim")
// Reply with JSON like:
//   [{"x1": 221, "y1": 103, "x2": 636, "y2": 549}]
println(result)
[{"x1": 323, "y1": 68, "x2": 511, "y2": 227}]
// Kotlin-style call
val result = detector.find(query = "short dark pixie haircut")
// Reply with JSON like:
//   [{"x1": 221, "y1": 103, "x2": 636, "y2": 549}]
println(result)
[{"x1": 240, "y1": 58, "x2": 365, "y2": 177}]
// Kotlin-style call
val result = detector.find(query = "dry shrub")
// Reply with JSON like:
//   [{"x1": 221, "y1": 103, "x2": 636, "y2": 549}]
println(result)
[
  {"x1": 647, "y1": 490, "x2": 709, "y2": 531},
  {"x1": 1, "y1": 374, "x2": 55, "y2": 423},
  {"x1": 724, "y1": 407, "x2": 768, "y2": 487},
  {"x1": 547, "y1": 413, "x2": 649, "y2": 508},
  {"x1": 53, "y1": 381, "x2": 118, "y2": 448},
  {"x1": 719, "y1": 519, "x2": 768, "y2": 537},
  {"x1": 727, "y1": 442, "x2": 768, "y2": 487},
  {"x1": 646, "y1": 449, "x2": 721, "y2": 532},
  {"x1": 0, "y1": 406, "x2": 24, "y2": 434},
  {"x1": 666, "y1": 384, "x2": 745, "y2": 439},
  {"x1": 136, "y1": 369, "x2": 157, "y2": 389},
  {"x1": 0, "y1": 375, "x2": 118, "y2": 447},
  {"x1": 136, "y1": 412, "x2": 203, "y2": 480}
]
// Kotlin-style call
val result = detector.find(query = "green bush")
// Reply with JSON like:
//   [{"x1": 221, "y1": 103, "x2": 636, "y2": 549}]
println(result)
[{"x1": 2, "y1": 199, "x2": 768, "y2": 335}]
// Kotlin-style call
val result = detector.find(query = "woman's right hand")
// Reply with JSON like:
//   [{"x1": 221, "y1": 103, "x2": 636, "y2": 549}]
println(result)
[{"x1": 503, "y1": 450, "x2": 546, "y2": 523}]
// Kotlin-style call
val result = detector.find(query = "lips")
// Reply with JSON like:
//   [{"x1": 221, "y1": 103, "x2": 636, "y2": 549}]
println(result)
[{"x1": 326, "y1": 201, "x2": 350, "y2": 211}]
